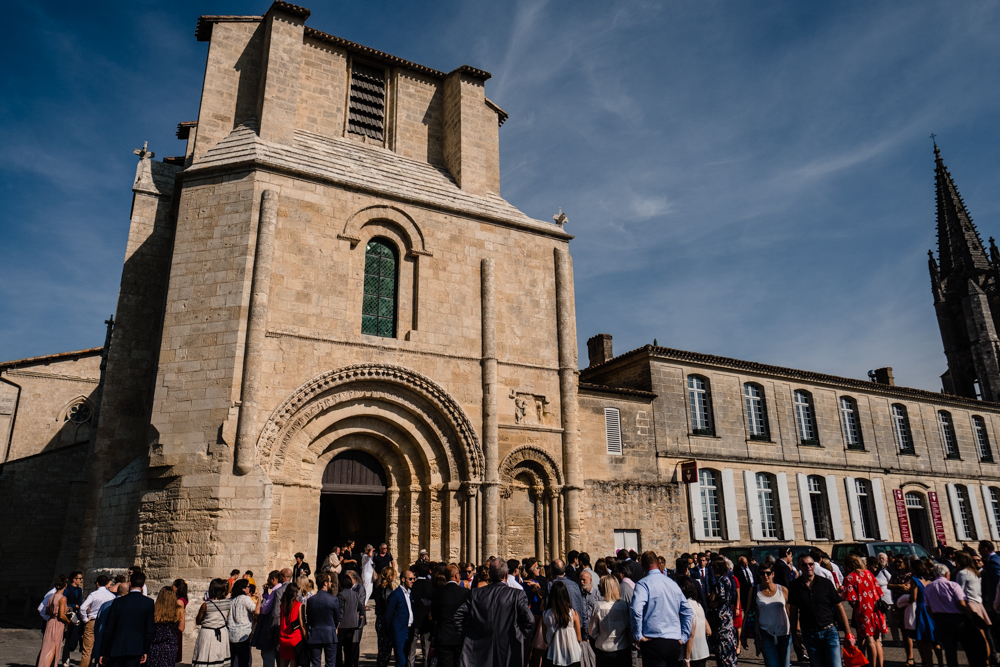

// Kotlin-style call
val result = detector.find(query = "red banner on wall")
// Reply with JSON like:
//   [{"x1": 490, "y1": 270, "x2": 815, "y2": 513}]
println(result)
[
  {"x1": 929, "y1": 491, "x2": 947, "y2": 546},
  {"x1": 893, "y1": 489, "x2": 912, "y2": 543}
]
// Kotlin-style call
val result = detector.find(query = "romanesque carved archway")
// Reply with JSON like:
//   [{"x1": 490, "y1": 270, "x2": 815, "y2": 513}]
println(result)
[
  {"x1": 499, "y1": 446, "x2": 563, "y2": 561},
  {"x1": 338, "y1": 205, "x2": 431, "y2": 257},
  {"x1": 257, "y1": 364, "x2": 483, "y2": 568}
]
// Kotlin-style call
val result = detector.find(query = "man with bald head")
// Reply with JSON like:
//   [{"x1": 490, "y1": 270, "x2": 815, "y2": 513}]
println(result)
[{"x1": 456, "y1": 558, "x2": 534, "y2": 667}]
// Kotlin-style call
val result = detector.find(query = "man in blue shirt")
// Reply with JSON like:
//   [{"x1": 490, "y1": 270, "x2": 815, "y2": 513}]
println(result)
[{"x1": 630, "y1": 551, "x2": 693, "y2": 667}]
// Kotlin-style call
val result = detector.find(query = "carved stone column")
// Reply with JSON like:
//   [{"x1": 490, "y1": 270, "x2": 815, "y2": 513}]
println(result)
[
  {"x1": 464, "y1": 483, "x2": 478, "y2": 564},
  {"x1": 235, "y1": 190, "x2": 278, "y2": 475},
  {"x1": 481, "y1": 258, "x2": 500, "y2": 557},
  {"x1": 533, "y1": 486, "x2": 545, "y2": 560},
  {"x1": 547, "y1": 487, "x2": 559, "y2": 560},
  {"x1": 409, "y1": 487, "x2": 421, "y2": 565},
  {"x1": 446, "y1": 482, "x2": 462, "y2": 562},
  {"x1": 427, "y1": 483, "x2": 442, "y2": 560},
  {"x1": 554, "y1": 248, "x2": 581, "y2": 551},
  {"x1": 387, "y1": 486, "x2": 400, "y2": 557}
]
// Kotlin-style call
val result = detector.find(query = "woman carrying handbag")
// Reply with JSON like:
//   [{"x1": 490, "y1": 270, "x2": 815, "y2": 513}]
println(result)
[{"x1": 192, "y1": 579, "x2": 233, "y2": 667}]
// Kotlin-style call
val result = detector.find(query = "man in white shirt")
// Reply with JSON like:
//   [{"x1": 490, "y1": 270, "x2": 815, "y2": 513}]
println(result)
[
  {"x1": 505, "y1": 559, "x2": 524, "y2": 590},
  {"x1": 39, "y1": 586, "x2": 57, "y2": 623},
  {"x1": 79, "y1": 575, "x2": 115, "y2": 667}
]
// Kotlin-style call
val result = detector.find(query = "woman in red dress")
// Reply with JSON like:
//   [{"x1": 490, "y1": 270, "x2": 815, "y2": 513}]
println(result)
[
  {"x1": 843, "y1": 554, "x2": 889, "y2": 667},
  {"x1": 278, "y1": 582, "x2": 303, "y2": 667}
]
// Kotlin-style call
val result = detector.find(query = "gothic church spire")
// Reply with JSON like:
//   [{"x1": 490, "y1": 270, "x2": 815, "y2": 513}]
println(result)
[{"x1": 934, "y1": 143, "x2": 990, "y2": 277}]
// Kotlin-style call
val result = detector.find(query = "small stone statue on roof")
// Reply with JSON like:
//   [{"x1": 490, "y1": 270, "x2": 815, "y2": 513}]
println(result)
[
  {"x1": 133, "y1": 141, "x2": 155, "y2": 160},
  {"x1": 553, "y1": 208, "x2": 568, "y2": 228}
]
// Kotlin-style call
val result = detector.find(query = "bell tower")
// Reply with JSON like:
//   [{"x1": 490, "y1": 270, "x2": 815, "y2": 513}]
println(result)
[{"x1": 929, "y1": 142, "x2": 1000, "y2": 400}]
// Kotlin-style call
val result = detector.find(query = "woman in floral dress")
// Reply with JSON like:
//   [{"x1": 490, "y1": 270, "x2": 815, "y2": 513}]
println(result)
[
  {"x1": 843, "y1": 555, "x2": 889, "y2": 667},
  {"x1": 707, "y1": 559, "x2": 737, "y2": 667}
]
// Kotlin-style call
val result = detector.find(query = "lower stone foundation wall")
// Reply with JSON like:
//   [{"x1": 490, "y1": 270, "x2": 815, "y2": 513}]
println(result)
[
  {"x1": 0, "y1": 444, "x2": 90, "y2": 616},
  {"x1": 580, "y1": 480, "x2": 686, "y2": 559}
]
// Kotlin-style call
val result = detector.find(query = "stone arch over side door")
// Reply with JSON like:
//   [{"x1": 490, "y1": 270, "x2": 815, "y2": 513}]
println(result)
[
  {"x1": 257, "y1": 364, "x2": 483, "y2": 568},
  {"x1": 499, "y1": 445, "x2": 563, "y2": 561}
]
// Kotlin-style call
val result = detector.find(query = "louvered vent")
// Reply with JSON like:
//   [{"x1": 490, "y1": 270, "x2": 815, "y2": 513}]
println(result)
[
  {"x1": 348, "y1": 62, "x2": 386, "y2": 140},
  {"x1": 605, "y1": 407, "x2": 622, "y2": 455}
]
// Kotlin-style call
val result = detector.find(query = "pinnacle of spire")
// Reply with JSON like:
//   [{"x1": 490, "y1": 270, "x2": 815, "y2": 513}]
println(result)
[{"x1": 934, "y1": 143, "x2": 990, "y2": 278}]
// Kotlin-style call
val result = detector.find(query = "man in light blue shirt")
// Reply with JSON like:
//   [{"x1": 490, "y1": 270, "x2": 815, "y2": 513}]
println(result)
[{"x1": 630, "y1": 551, "x2": 693, "y2": 667}]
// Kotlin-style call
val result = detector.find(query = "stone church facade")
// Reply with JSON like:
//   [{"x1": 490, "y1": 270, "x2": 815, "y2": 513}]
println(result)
[{"x1": 4, "y1": 0, "x2": 1000, "y2": 614}]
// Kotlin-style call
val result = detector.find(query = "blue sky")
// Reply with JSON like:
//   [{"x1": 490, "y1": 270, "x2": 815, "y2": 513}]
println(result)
[{"x1": 3, "y1": 0, "x2": 1000, "y2": 392}]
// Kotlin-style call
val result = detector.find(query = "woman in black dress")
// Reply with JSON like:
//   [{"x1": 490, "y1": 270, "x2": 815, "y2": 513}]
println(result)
[{"x1": 149, "y1": 586, "x2": 185, "y2": 667}]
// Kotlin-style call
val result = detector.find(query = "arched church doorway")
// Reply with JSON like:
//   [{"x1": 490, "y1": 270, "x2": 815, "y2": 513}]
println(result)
[
  {"x1": 905, "y1": 491, "x2": 932, "y2": 551},
  {"x1": 317, "y1": 451, "x2": 387, "y2": 567}
]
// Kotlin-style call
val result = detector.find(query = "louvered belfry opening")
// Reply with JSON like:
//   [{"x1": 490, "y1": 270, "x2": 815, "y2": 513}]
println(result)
[{"x1": 348, "y1": 61, "x2": 386, "y2": 141}]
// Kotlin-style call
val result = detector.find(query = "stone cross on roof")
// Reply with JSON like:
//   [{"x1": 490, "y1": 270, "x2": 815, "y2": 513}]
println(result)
[
  {"x1": 133, "y1": 141, "x2": 155, "y2": 160},
  {"x1": 553, "y1": 208, "x2": 568, "y2": 228}
]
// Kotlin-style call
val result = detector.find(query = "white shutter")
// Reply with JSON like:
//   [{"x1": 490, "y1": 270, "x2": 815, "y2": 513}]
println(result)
[
  {"x1": 797, "y1": 473, "x2": 816, "y2": 541},
  {"x1": 776, "y1": 472, "x2": 795, "y2": 540},
  {"x1": 968, "y1": 484, "x2": 985, "y2": 541},
  {"x1": 721, "y1": 469, "x2": 741, "y2": 541},
  {"x1": 871, "y1": 478, "x2": 890, "y2": 540},
  {"x1": 689, "y1": 481, "x2": 706, "y2": 541},
  {"x1": 826, "y1": 475, "x2": 845, "y2": 540},
  {"x1": 982, "y1": 485, "x2": 1000, "y2": 541},
  {"x1": 845, "y1": 477, "x2": 864, "y2": 539},
  {"x1": 947, "y1": 483, "x2": 969, "y2": 541},
  {"x1": 604, "y1": 408, "x2": 622, "y2": 455},
  {"x1": 745, "y1": 470, "x2": 763, "y2": 540}
]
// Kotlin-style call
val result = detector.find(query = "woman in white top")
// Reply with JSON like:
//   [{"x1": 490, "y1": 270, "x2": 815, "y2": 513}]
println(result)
[
  {"x1": 588, "y1": 575, "x2": 631, "y2": 667},
  {"x1": 543, "y1": 581, "x2": 582, "y2": 667},
  {"x1": 954, "y1": 550, "x2": 992, "y2": 655},
  {"x1": 745, "y1": 564, "x2": 791, "y2": 667},
  {"x1": 227, "y1": 580, "x2": 257, "y2": 667},
  {"x1": 676, "y1": 576, "x2": 711, "y2": 667}
]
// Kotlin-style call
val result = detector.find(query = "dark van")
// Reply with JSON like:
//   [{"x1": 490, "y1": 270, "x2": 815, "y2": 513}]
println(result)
[{"x1": 831, "y1": 542, "x2": 931, "y2": 565}]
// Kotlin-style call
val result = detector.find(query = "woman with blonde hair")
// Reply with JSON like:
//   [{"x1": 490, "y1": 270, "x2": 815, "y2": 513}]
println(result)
[
  {"x1": 374, "y1": 567, "x2": 398, "y2": 667},
  {"x1": 843, "y1": 554, "x2": 888, "y2": 667},
  {"x1": 149, "y1": 587, "x2": 184, "y2": 667},
  {"x1": 588, "y1": 575, "x2": 630, "y2": 667}
]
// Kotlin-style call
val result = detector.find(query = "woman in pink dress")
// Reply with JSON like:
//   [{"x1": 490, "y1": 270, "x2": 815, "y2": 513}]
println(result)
[{"x1": 38, "y1": 575, "x2": 70, "y2": 667}]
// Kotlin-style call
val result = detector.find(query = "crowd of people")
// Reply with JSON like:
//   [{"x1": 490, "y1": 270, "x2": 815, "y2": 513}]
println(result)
[{"x1": 32, "y1": 539, "x2": 1000, "y2": 667}]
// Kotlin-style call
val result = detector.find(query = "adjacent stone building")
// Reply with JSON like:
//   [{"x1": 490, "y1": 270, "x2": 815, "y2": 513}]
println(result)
[{"x1": 4, "y1": 0, "x2": 1000, "y2": 619}]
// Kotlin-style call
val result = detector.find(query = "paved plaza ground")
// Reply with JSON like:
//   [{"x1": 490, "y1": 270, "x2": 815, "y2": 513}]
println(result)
[{"x1": 0, "y1": 608, "x2": 973, "y2": 667}]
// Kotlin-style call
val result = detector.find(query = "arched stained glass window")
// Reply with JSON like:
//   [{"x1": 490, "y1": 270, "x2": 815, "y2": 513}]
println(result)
[{"x1": 361, "y1": 239, "x2": 398, "y2": 337}]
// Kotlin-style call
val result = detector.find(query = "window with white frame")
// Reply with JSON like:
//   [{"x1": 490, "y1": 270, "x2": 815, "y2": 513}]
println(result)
[
  {"x1": 744, "y1": 383, "x2": 769, "y2": 441},
  {"x1": 613, "y1": 529, "x2": 640, "y2": 552},
  {"x1": 974, "y1": 416, "x2": 994, "y2": 463},
  {"x1": 794, "y1": 390, "x2": 818, "y2": 445},
  {"x1": 855, "y1": 478, "x2": 876, "y2": 540},
  {"x1": 956, "y1": 485, "x2": 976, "y2": 540},
  {"x1": 699, "y1": 469, "x2": 723, "y2": 539},
  {"x1": 939, "y1": 411, "x2": 959, "y2": 459},
  {"x1": 892, "y1": 404, "x2": 914, "y2": 454},
  {"x1": 604, "y1": 407, "x2": 623, "y2": 455},
  {"x1": 807, "y1": 475, "x2": 831, "y2": 539},
  {"x1": 756, "y1": 473, "x2": 780, "y2": 539},
  {"x1": 988, "y1": 487, "x2": 1000, "y2": 531},
  {"x1": 905, "y1": 491, "x2": 925, "y2": 510},
  {"x1": 839, "y1": 397, "x2": 863, "y2": 450},
  {"x1": 688, "y1": 375, "x2": 714, "y2": 436}
]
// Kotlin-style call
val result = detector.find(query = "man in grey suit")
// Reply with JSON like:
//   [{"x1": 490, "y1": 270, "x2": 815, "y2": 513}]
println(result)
[{"x1": 306, "y1": 573, "x2": 343, "y2": 667}]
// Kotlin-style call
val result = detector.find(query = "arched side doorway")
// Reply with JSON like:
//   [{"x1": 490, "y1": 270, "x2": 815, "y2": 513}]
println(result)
[
  {"x1": 905, "y1": 491, "x2": 932, "y2": 551},
  {"x1": 258, "y1": 364, "x2": 484, "y2": 570},
  {"x1": 317, "y1": 450, "x2": 388, "y2": 567},
  {"x1": 499, "y1": 446, "x2": 563, "y2": 561}
]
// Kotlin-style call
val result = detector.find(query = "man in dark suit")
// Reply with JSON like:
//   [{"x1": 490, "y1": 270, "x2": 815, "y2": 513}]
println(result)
[
  {"x1": 456, "y1": 558, "x2": 533, "y2": 667},
  {"x1": 979, "y1": 540, "x2": 1000, "y2": 663},
  {"x1": 773, "y1": 547, "x2": 795, "y2": 588},
  {"x1": 431, "y1": 565, "x2": 471, "y2": 667},
  {"x1": 734, "y1": 556, "x2": 757, "y2": 610},
  {"x1": 410, "y1": 562, "x2": 434, "y2": 666},
  {"x1": 691, "y1": 552, "x2": 715, "y2": 590},
  {"x1": 306, "y1": 573, "x2": 342, "y2": 667},
  {"x1": 98, "y1": 571, "x2": 154, "y2": 667},
  {"x1": 385, "y1": 570, "x2": 416, "y2": 667}
]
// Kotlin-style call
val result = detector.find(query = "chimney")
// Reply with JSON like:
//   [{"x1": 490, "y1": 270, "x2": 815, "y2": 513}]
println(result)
[
  {"x1": 870, "y1": 367, "x2": 895, "y2": 386},
  {"x1": 587, "y1": 334, "x2": 613, "y2": 367}
]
